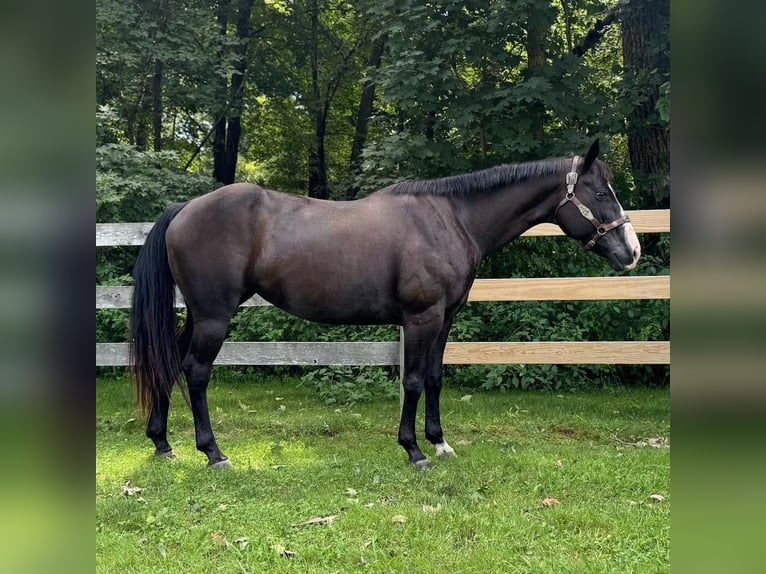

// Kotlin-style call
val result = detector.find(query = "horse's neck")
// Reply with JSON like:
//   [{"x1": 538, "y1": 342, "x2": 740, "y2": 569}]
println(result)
[{"x1": 456, "y1": 176, "x2": 562, "y2": 256}]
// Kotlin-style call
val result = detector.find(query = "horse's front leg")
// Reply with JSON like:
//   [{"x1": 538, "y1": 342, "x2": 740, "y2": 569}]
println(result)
[
  {"x1": 399, "y1": 312, "x2": 443, "y2": 470},
  {"x1": 424, "y1": 319, "x2": 457, "y2": 458}
]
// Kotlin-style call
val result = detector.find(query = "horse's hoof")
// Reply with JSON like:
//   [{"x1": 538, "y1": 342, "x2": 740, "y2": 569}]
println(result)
[
  {"x1": 435, "y1": 441, "x2": 457, "y2": 458},
  {"x1": 208, "y1": 458, "x2": 233, "y2": 470},
  {"x1": 156, "y1": 450, "x2": 176, "y2": 459},
  {"x1": 414, "y1": 459, "x2": 432, "y2": 471}
]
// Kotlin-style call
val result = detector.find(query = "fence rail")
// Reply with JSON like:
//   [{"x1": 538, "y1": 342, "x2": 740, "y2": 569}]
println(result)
[
  {"x1": 96, "y1": 210, "x2": 669, "y2": 246},
  {"x1": 96, "y1": 276, "x2": 669, "y2": 309},
  {"x1": 96, "y1": 209, "x2": 670, "y2": 367}
]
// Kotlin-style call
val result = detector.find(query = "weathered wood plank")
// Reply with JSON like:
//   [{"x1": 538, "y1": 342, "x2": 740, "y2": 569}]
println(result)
[
  {"x1": 521, "y1": 210, "x2": 670, "y2": 236},
  {"x1": 97, "y1": 276, "x2": 670, "y2": 309},
  {"x1": 97, "y1": 340, "x2": 669, "y2": 366},
  {"x1": 96, "y1": 223, "x2": 155, "y2": 246},
  {"x1": 96, "y1": 286, "x2": 270, "y2": 309},
  {"x1": 443, "y1": 341, "x2": 670, "y2": 364},
  {"x1": 96, "y1": 210, "x2": 670, "y2": 247},
  {"x1": 467, "y1": 276, "x2": 670, "y2": 302},
  {"x1": 97, "y1": 342, "x2": 400, "y2": 367}
]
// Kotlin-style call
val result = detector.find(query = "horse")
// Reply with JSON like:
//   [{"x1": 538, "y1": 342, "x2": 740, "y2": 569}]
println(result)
[{"x1": 130, "y1": 139, "x2": 640, "y2": 469}]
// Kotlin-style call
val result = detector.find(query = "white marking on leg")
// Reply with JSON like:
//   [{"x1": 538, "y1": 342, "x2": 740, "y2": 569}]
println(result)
[{"x1": 435, "y1": 440, "x2": 456, "y2": 457}]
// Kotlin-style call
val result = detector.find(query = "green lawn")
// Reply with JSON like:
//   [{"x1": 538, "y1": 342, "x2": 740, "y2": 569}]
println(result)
[{"x1": 96, "y1": 375, "x2": 670, "y2": 573}]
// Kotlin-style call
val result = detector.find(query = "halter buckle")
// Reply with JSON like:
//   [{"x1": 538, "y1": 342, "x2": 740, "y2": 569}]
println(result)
[{"x1": 577, "y1": 203, "x2": 594, "y2": 220}]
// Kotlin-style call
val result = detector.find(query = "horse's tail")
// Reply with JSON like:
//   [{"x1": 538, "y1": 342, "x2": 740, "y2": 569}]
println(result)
[{"x1": 129, "y1": 202, "x2": 189, "y2": 415}]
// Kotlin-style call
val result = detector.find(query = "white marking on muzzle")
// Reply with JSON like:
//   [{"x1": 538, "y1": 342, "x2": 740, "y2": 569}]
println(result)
[
  {"x1": 623, "y1": 222, "x2": 641, "y2": 270},
  {"x1": 609, "y1": 184, "x2": 641, "y2": 270}
]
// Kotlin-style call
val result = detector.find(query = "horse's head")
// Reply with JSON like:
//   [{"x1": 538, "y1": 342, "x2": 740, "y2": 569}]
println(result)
[{"x1": 554, "y1": 140, "x2": 641, "y2": 271}]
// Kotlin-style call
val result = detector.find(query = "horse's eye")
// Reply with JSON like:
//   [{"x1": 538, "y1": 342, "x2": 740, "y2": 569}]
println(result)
[{"x1": 596, "y1": 190, "x2": 608, "y2": 200}]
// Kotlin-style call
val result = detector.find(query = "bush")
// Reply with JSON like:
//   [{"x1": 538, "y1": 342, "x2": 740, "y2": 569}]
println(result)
[
  {"x1": 300, "y1": 366, "x2": 398, "y2": 405},
  {"x1": 97, "y1": 144, "x2": 215, "y2": 223}
]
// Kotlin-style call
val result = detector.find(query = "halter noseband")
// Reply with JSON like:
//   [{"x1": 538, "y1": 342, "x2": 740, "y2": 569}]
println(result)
[{"x1": 553, "y1": 156, "x2": 631, "y2": 251}]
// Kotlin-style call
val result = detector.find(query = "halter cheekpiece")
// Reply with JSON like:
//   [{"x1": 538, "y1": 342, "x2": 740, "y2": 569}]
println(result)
[{"x1": 553, "y1": 156, "x2": 631, "y2": 251}]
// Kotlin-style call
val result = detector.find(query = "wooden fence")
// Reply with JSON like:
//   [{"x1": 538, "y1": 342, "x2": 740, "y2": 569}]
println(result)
[{"x1": 96, "y1": 210, "x2": 670, "y2": 367}]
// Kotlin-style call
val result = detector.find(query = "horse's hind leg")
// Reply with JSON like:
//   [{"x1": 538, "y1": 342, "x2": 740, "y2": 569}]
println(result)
[
  {"x1": 146, "y1": 392, "x2": 173, "y2": 457},
  {"x1": 146, "y1": 316, "x2": 192, "y2": 458},
  {"x1": 183, "y1": 316, "x2": 231, "y2": 468}
]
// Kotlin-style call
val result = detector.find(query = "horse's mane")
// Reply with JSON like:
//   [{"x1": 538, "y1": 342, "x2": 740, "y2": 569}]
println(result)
[{"x1": 385, "y1": 157, "x2": 612, "y2": 197}]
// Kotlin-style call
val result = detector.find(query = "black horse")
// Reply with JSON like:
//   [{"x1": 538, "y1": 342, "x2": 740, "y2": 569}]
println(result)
[{"x1": 130, "y1": 140, "x2": 640, "y2": 469}]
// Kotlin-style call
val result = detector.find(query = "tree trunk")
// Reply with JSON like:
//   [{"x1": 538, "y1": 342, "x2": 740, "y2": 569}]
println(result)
[
  {"x1": 212, "y1": 0, "x2": 230, "y2": 183},
  {"x1": 151, "y1": 0, "x2": 168, "y2": 152},
  {"x1": 223, "y1": 0, "x2": 253, "y2": 184},
  {"x1": 307, "y1": 0, "x2": 329, "y2": 199},
  {"x1": 213, "y1": 0, "x2": 254, "y2": 185},
  {"x1": 152, "y1": 58, "x2": 163, "y2": 152},
  {"x1": 424, "y1": 110, "x2": 436, "y2": 142},
  {"x1": 525, "y1": 6, "x2": 552, "y2": 153},
  {"x1": 620, "y1": 0, "x2": 670, "y2": 210},
  {"x1": 561, "y1": 0, "x2": 573, "y2": 53},
  {"x1": 308, "y1": 105, "x2": 328, "y2": 199},
  {"x1": 346, "y1": 33, "x2": 387, "y2": 200},
  {"x1": 135, "y1": 96, "x2": 150, "y2": 151},
  {"x1": 572, "y1": 6, "x2": 618, "y2": 57}
]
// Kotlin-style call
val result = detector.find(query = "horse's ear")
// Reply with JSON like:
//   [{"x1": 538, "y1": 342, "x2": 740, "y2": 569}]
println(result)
[{"x1": 581, "y1": 139, "x2": 600, "y2": 173}]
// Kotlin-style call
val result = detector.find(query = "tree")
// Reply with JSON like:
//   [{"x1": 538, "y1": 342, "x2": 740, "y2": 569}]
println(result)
[
  {"x1": 524, "y1": 0, "x2": 556, "y2": 150},
  {"x1": 97, "y1": 0, "x2": 239, "y2": 158},
  {"x1": 98, "y1": 0, "x2": 670, "y2": 210},
  {"x1": 620, "y1": 0, "x2": 670, "y2": 209},
  {"x1": 212, "y1": 0, "x2": 256, "y2": 185},
  {"x1": 346, "y1": 32, "x2": 387, "y2": 200},
  {"x1": 300, "y1": 0, "x2": 371, "y2": 199}
]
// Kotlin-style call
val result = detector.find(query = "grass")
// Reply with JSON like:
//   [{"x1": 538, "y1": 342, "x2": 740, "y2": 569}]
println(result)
[{"x1": 96, "y1": 375, "x2": 670, "y2": 573}]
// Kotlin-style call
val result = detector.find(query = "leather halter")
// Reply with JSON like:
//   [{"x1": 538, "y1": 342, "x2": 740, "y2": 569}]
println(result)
[{"x1": 553, "y1": 156, "x2": 631, "y2": 251}]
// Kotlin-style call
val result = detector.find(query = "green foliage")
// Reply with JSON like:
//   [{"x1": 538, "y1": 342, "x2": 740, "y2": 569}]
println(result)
[
  {"x1": 300, "y1": 366, "x2": 398, "y2": 405},
  {"x1": 96, "y1": 143, "x2": 215, "y2": 223},
  {"x1": 353, "y1": 0, "x2": 638, "y2": 194},
  {"x1": 97, "y1": 0, "x2": 239, "y2": 152},
  {"x1": 229, "y1": 308, "x2": 399, "y2": 344},
  {"x1": 96, "y1": 0, "x2": 670, "y2": 200}
]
